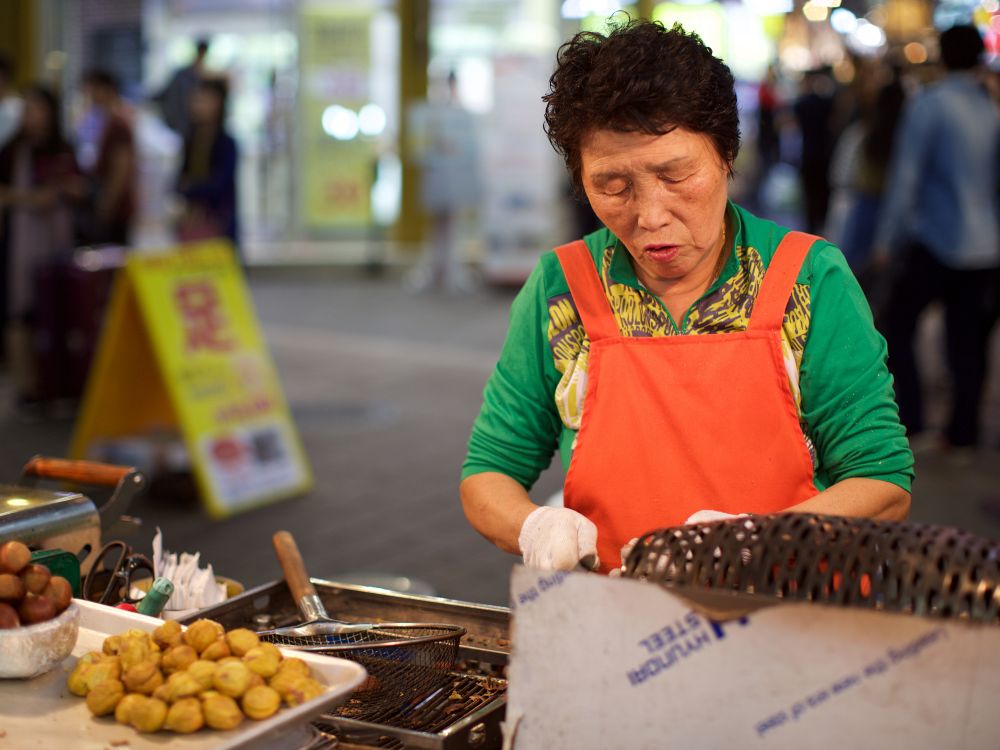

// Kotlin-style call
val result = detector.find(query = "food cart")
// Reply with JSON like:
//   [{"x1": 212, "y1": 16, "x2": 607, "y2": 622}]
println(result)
[{"x1": 3, "y1": 460, "x2": 1000, "y2": 749}]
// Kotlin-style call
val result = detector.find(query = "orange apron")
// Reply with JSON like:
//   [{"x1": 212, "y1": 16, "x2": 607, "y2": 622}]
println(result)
[{"x1": 557, "y1": 232, "x2": 821, "y2": 573}]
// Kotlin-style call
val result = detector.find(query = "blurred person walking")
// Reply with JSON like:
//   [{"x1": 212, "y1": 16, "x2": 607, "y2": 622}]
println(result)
[
  {"x1": 407, "y1": 70, "x2": 480, "y2": 293},
  {"x1": 0, "y1": 86, "x2": 84, "y2": 409},
  {"x1": 874, "y1": 25, "x2": 1000, "y2": 454},
  {"x1": 830, "y1": 70, "x2": 906, "y2": 274},
  {"x1": 79, "y1": 70, "x2": 136, "y2": 245},
  {"x1": 793, "y1": 68, "x2": 837, "y2": 233},
  {"x1": 754, "y1": 63, "x2": 783, "y2": 211},
  {"x1": 175, "y1": 78, "x2": 239, "y2": 252},
  {"x1": 0, "y1": 56, "x2": 22, "y2": 149},
  {"x1": 155, "y1": 38, "x2": 209, "y2": 137}
]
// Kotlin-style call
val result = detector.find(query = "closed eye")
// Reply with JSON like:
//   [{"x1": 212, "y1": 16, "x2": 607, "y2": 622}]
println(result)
[
  {"x1": 603, "y1": 181, "x2": 631, "y2": 196},
  {"x1": 659, "y1": 173, "x2": 689, "y2": 185}
]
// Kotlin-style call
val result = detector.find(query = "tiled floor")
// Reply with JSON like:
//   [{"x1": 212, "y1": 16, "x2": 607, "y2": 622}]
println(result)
[{"x1": 1, "y1": 271, "x2": 998, "y2": 607}]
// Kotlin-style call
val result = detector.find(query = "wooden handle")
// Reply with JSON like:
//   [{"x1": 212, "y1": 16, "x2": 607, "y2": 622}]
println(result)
[
  {"x1": 23, "y1": 457, "x2": 132, "y2": 487},
  {"x1": 272, "y1": 530, "x2": 318, "y2": 604}
]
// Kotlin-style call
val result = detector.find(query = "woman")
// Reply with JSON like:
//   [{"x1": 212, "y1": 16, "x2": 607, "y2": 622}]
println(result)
[
  {"x1": 0, "y1": 85, "x2": 83, "y2": 405},
  {"x1": 176, "y1": 78, "x2": 239, "y2": 251},
  {"x1": 837, "y1": 71, "x2": 906, "y2": 274},
  {"x1": 460, "y1": 20, "x2": 913, "y2": 573},
  {"x1": 80, "y1": 69, "x2": 136, "y2": 245}
]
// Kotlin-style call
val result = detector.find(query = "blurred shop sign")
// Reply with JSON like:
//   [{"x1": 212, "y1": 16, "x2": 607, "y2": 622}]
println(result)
[
  {"x1": 298, "y1": 5, "x2": 376, "y2": 230},
  {"x1": 70, "y1": 241, "x2": 313, "y2": 518}
]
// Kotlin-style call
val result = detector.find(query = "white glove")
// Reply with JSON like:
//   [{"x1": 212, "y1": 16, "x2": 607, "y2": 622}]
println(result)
[
  {"x1": 685, "y1": 510, "x2": 745, "y2": 525},
  {"x1": 518, "y1": 507, "x2": 599, "y2": 571}
]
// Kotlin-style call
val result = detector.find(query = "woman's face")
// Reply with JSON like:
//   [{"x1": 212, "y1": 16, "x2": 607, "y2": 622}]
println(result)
[
  {"x1": 22, "y1": 95, "x2": 53, "y2": 141},
  {"x1": 190, "y1": 88, "x2": 221, "y2": 125},
  {"x1": 579, "y1": 127, "x2": 730, "y2": 292}
]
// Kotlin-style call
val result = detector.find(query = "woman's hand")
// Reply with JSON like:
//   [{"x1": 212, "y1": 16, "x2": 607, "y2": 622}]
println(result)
[
  {"x1": 518, "y1": 507, "x2": 598, "y2": 571},
  {"x1": 461, "y1": 472, "x2": 598, "y2": 570},
  {"x1": 685, "y1": 509, "x2": 745, "y2": 525}
]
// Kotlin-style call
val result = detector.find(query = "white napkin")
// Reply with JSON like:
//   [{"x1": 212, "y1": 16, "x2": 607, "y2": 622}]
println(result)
[{"x1": 152, "y1": 528, "x2": 227, "y2": 610}]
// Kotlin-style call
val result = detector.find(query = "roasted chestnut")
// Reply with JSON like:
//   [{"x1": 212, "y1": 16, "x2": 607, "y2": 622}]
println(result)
[{"x1": 0, "y1": 541, "x2": 30, "y2": 575}]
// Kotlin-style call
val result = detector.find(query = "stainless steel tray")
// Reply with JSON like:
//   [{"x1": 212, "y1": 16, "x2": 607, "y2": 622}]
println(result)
[
  {"x1": 187, "y1": 578, "x2": 512, "y2": 665},
  {"x1": 186, "y1": 579, "x2": 511, "y2": 749}
]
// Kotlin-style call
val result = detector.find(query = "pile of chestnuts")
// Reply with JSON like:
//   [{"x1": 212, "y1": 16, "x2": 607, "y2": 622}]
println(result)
[
  {"x1": 67, "y1": 618, "x2": 326, "y2": 734},
  {"x1": 0, "y1": 540, "x2": 73, "y2": 628}
]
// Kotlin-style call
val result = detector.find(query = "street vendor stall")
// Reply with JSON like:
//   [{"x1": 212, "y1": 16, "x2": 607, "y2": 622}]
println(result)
[{"x1": 5, "y1": 483, "x2": 1000, "y2": 749}]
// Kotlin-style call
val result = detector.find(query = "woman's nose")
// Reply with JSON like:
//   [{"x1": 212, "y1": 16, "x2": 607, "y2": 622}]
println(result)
[{"x1": 635, "y1": 185, "x2": 673, "y2": 232}]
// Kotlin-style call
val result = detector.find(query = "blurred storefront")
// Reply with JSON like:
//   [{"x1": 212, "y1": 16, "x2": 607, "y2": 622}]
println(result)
[{"x1": 2, "y1": 0, "x2": 994, "y2": 275}]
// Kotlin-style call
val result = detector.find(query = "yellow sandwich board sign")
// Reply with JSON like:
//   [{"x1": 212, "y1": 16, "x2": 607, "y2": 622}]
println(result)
[{"x1": 71, "y1": 241, "x2": 312, "y2": 517}]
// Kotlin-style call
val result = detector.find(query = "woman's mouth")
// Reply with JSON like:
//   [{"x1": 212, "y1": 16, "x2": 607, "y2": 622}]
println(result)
[{"x1": 644, "y1": 244, "x2": 680, "y2": 262}]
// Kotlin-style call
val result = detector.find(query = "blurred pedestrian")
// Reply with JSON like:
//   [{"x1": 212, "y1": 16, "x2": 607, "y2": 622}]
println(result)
[
  {"x1": 793, "y1": 68, "x2": 837, "y2": 233},
  {"x1": 0, "y1": 55, "x2": 22, "y2": 149},
  {"x1": 0, "y1": 85, "x2": 84, "y2": 409},
  {"x1": 754, "y1": 63, "x2": 783, "y2": 210},
  {"x1": 832, "y1": 69, "x2": 906, "y2": 273},
  {"x1": 175, "y1": 78, "x2": 239, "y2": 251},
  {"x1": 155, "y1": 38, "x2": 209, "y2": 137},
  {"x1": 79, "y1": 70, "x2": 136, "y2": 245},
  {"x1": 874, "y1": 25, "x2": 1000, "y2": 454},
  {"x1": 407, "y1": 70, "x2": 480, "y2": 293}
]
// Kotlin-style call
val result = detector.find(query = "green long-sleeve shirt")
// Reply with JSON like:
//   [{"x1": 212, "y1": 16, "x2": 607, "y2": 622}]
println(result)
[{"x1": 462, "y1": 202, "x2": 914, "y2": 495}]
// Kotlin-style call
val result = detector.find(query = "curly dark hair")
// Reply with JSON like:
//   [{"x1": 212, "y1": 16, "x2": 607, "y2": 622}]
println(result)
[{"x1": 543, "y1": 17, "x2": 740, "y2": 192}]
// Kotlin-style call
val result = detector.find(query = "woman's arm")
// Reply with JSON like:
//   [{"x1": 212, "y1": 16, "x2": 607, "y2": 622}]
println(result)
[
  {"x1": 784, "y1": 477, "x2": 910, "y2": 521},
  {"x1": 460, "y1": 472, "x2": 538, "y2": 554},
  {"x1": 797, "y1": 242, "x2": 914, "y2": 512},
  {"x1": 461, "y1": 472, "x2": 599, "y2": 570}
]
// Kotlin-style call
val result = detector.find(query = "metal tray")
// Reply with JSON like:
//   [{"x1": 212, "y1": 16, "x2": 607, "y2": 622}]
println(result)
[
  {"x1": 188, "y1": 579, "x2": 512, "y2": 665},
  {"x1": 0, "y1": 599, "x2": 367, "y2": 750},
  {"x1": 187, "y1": 579, "x2": 511, "y2": 750}
]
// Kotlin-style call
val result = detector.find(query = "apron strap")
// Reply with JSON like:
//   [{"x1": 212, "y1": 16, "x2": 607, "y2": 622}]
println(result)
[
  {"x1": 748, "y1": 231, "x2": 822, "y2": 332},
  {"x1": 555, "y1": 240, "x2": 620, "y2": 342}
]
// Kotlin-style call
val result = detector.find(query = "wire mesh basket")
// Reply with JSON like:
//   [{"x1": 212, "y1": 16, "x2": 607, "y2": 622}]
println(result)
[
  {"x1": 259, "y1": 623, "x2": 465, "y2": 725},
  {"x1": 622, "y1": 513, "x2": 1000, "y2": 623}
]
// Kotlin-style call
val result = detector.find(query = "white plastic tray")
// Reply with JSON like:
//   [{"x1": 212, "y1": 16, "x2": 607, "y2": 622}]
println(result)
[{"x1": 0, "y1": 599, "x2": 367, "y2": 749}]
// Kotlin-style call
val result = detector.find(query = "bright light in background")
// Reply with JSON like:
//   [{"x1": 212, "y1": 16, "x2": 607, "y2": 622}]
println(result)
[
  {"x1": 453, "y1": 57, "x2": 493, "y2": 115},
  {"x1": 371, "y1": 152, "x2": 402, "y2": 227},
  {"x1": 321, "y1": 105, "x2": 359, "y2": 141},
  {"x1": 903, "y1": 41, "x2": 928, "y2": 63},
  {"x1": 560, "y1": 0, "x2": 624, "y2": 19},
  {"x1": 812, "y1": 0, "x2": 842, "y2": 8},
  {"x1": 743, "y1": 0, "x2": 793, "y2": 14},
  {"x1": 986, "y1": 0, "x2": 1000, "y2": 10},
  {"x1": 725, "y1": 3, "x2": 777, "y2": 79},
  {"x1": 274, "y1": 31, "x2": 298, "y2": 60},
  {"x1": 5, "y1": 498, "x2": 30, "y2": 507},
  {"x1": 207, "y1": 34, "x2": 240, "y2": 69},
  {"x1": 654, "y1": 3, "x2": 727, "y2": 57},
  {"x1": 830, "y1": 7, "x2": 858, "y2": 32},
  {"x1": 803, "y1": 1, "x2": 830, "y2": 21},
  {"x1": 781, "y1": 44, "x2": 813, "y2": 71},
  {"x1": 853, "y1": 19, "x2": 887, "y2": 48},
  {"x1": 358, "y1": 103, "x2": 387, "y2": 136}
]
